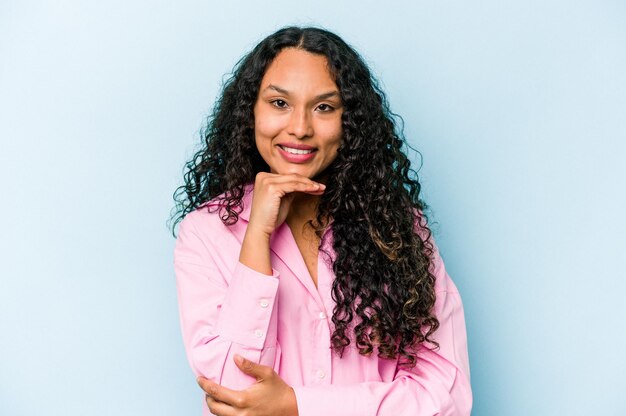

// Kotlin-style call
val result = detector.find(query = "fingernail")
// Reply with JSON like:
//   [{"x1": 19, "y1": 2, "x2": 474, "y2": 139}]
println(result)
[{"x1": 234, "y1": 354, "x2": 244, "y2": 365}]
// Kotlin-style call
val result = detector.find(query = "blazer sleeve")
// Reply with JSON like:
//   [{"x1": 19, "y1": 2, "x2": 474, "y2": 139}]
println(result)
[
  {"x1": 173, "y1": 212, "x2": 282, "y2": 391},
  {"x1": 292, "y1": 239, "x2": 472, "y2": 416}
]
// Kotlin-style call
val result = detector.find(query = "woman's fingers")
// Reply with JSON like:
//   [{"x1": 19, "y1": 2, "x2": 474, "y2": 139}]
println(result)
[
  {"x1": 268, "y1": 179, "x2": 325, "y2": 196},
  {"x1": 256, "y1": 172, "x2": 326, "y2": 194},
  {"x1": 198, "y1": 377, "x2": 242, "y2": 412},
  {"x1": 255, "y1": 171, "x2": 325, "y2": 187},
  {"x1": 205, "y1": 395, "x2": 236, "y2": 416}
]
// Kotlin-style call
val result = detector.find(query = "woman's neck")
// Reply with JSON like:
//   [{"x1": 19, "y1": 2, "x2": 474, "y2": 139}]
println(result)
[{"x1": 286, "y1": 192, "x2": 320, "y2": 225}]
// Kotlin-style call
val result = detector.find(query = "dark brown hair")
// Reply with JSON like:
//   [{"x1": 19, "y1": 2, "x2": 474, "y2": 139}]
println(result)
[{"x1": 170, "y1": 26, "x2": 439, "y2": 368}]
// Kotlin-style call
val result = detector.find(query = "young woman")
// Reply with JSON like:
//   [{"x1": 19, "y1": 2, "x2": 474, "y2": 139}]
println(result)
[{"x1": 171, "y1": 26, "x2": 472, "y2": 416}]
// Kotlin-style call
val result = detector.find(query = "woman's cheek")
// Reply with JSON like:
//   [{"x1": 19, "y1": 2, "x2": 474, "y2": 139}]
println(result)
[{"x1": 256, "y1": 111, "x2": 286, "y2": 138}]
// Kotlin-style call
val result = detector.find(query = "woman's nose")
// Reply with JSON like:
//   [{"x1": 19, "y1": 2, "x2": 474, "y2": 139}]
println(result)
[{"x1": 286, "y1": 107, "x2": 314, "y2": 139}]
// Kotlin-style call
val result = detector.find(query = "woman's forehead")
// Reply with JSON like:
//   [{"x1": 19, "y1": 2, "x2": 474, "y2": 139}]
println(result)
[{"x1": 259, "y1": 48, "x2": 337, "y2": 95}]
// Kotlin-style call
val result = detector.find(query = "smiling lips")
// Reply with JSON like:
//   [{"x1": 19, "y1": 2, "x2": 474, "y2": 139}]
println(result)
[{"x1": 277, "y1": 143, "x2": 317, "y2": 163}]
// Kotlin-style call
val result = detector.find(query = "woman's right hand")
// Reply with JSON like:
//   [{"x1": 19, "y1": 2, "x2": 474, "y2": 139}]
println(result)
[
  {"x1": 239, "y1": 172, "x2": 325, "y2": 276},
  {"x1": 247, "y1": 172, "x2": 326, "y2": 238}
]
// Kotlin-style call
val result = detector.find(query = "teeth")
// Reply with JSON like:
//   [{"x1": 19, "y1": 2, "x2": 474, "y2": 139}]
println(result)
[{"x1": 280, "y1": 145, "x2": 314, "y2": 155}]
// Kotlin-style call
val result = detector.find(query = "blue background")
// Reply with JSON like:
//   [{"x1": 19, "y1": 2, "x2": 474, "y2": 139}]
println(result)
[{"x1": 1, "y1": 1, "x2": 625, "y2": 414}]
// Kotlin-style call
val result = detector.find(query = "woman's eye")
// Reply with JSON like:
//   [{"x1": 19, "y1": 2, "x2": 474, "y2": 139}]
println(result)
[
  {"x1": 271, "y1": 99, "x2": 288, "y2": 108},
  {"x1": 317, "y1": 103, "x2": 334, "y2": 112}
]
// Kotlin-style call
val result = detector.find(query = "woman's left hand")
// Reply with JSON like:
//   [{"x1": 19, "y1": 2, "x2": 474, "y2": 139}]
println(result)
[{"x1": 197, "y1": 354, "x2": 299, "y2": 416}]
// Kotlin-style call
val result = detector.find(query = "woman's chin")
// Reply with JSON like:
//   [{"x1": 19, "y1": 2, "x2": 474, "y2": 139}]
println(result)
[{"x1": 274, "y1": 167, "x2": 314, "y2": 178}]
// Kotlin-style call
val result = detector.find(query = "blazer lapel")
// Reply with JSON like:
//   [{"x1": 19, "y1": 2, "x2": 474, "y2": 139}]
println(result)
[{"x1": 270, "y1": 222, "x2": 323, "y2": 304}]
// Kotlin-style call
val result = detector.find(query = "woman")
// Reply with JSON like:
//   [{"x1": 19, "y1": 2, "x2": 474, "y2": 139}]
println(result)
[{"x1": 171, "y1": 26, "x2": 472, "y2": 415}]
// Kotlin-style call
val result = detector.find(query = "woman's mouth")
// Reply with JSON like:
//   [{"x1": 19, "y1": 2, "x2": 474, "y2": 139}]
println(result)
[
  {"x1": 278, "y1": 145, "x2": 315, "y2": 155},
  {"x1": 277, "y1": 144, "x2": 317, "y2": 163}
]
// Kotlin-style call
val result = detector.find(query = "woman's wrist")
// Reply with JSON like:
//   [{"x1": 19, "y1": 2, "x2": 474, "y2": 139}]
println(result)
[
  {"x1": 239, "y1": 226, "x2": 273, "y2": 276},
  {"x1": 287, "y1": 387, "x2": 299, "y2": 416}
]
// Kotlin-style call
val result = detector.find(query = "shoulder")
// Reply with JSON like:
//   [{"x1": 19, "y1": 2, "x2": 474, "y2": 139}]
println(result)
[
  {"x1": 430, "y1": 241, "x2": 459, "y2": 295},
  {"x1": 181, "y1": 201, "x2": 225, "y2": 229},
  {"x1": 177, "y1": 202, "x2": 227, "y2": 244},
  {"x1": 174, "y1": 204, "x2": 228, "y2": 264},
  {"x1": 411, "y1": 209, "x2": 458, "y2": 295},
  {"x1": 179, "y1": 183, "x2": 254, "y2": 235},
  {"x1": 176, "y1": 184, "x2": 254, "y2": 255}
]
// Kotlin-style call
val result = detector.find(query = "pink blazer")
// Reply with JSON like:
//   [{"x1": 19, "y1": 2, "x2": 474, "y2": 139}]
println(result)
[{"x1": 174, "y1": 184, "x2": 472, "y2": 415}]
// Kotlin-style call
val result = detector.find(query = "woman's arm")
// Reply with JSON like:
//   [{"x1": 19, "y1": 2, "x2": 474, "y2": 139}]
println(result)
[
  {"x1": 195, "y1": 284, "x2": 471, "y2": 416},
  {"x1": 175, "y1": 173, "x2": 326, "y2": 393},
  {"x1": 194, "y1": 239, "x2": 472, "y2": 416},
  {"x1": 174, "y1": 212, "x2": 281, "y2": 391}
]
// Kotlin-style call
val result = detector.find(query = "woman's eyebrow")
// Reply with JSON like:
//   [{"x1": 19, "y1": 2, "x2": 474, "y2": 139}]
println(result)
[{"x1": 264, "y1": 84, "x2": 340, "y2": 100}]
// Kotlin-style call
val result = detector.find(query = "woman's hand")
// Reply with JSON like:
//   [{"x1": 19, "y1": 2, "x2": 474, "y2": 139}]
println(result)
[
  {"x1": 239, "y1": 172, "x2": 325, "y2": 275},
  {"x1": 247, "y1": 172, "x2": 325, "y2": 238},
  {"x1": 197, "y1": 354, "x2": 299, "y2": 416}
]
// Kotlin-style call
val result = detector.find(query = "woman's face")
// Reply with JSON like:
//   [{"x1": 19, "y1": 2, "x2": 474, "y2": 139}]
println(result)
[{"x1": 253, "y1": 48, "x2": 343, "y2": 179}]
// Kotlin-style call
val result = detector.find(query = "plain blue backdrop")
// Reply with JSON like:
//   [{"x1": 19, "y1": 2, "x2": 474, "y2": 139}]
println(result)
[{"x1": 1, "y1": 1, "x2": 625, "y2": 415}]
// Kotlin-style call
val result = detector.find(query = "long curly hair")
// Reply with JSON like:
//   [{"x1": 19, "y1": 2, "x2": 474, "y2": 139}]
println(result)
[{"x1": 170, "y1": 26, "x2": 439, "y2": 368}]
